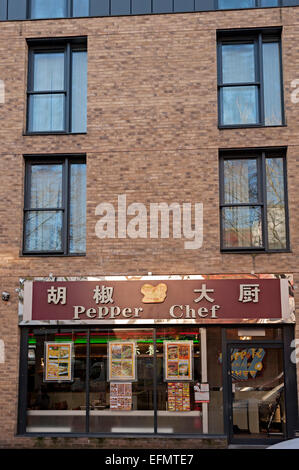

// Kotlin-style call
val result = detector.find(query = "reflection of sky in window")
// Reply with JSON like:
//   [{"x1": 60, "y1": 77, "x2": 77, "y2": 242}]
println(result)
[
  {"x1": 263, "y1": 43, "x2": 282, "y2": 126},
  {"x1": 266, "y1": 158, "x2": 284, "y2": 205},
  {"x1": 69, "y1": 164, "x2": 86, "y2": 254},
  {"x1": 222, "y1": 44, "x2": 255, "y2": 84},
  {"x1": 219, "y1": 0, "x2": 279, "y2": 8},
  {"x1": 33, "y1": 53, "x2": 64, "y2": 91},
  {"x1": 222, "y1": 87, "x2": 258, "y2": 125},
  {"x1": 73, "y1": 0, "x2": 89, "y2": 17},
  {"x1": 266, "y1": 158, "x2": 286, "y2": 249},
  {"x1": 30, "y1": 165, "x2": 62, "y2": 208},
  {"x1": 223, "y1": 206, "x2": 262, "y2": 248},
  {"x1": 224, "y1": 159, "x2": 258, "y2": 204},
  {"x1": 31, "y1": 0, "x2": 67, "y2": 19}
]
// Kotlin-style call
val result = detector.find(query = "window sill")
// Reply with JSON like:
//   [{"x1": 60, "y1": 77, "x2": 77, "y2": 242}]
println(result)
[
  {"x1": 20, "y1": 253, "x2": 86, "y2": 258},
  {"x1": 218, "y1": 124, "x2": 287, "y2": 130},
  {"x1": 23, "y1": 132, "x2": 87, "y2": 136},
  {"x1": 221, "y1": 250, "x2": 292, "y2": 255}
]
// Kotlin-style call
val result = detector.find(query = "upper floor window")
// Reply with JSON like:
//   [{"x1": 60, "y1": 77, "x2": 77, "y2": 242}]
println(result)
[
  {"x1": 218, "y1": 30, "x2": 284, "y2": 128},
  {"x1": 219, "y1": 149, "x2": 289, "y2": 252},
  {"x1": 27, "y1": 38, "x2": 87, "y2": 134},
  {"x1": 218, "y1": 0, "x2": 280, "y2": 8},
  {"x1": 0, "y1": 0, "x2": 293, "y2": 21},
  {"x1": 23, "y1": 156, "x2": 86, "y2": 255},
  {"x1": 30, "y1": 0, "x2": 89, "y2": 19}
]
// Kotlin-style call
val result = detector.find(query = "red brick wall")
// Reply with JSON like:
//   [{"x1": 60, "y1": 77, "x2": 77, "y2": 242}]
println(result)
[{"x1": 0, "y1": 7, "x2": 299, "y2": 447}]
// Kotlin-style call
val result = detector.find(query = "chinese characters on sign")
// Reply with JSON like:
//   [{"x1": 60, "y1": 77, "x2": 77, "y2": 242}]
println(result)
[
  {"x1": 238, "y1": 284, "x2": 260, "y2": 303},
  {"x1": 194, "y1": 284, "x2": 215, "y2": 303},
  {"x1": 93, "y1": 285, "x2": 114, "y2": 304},
  {"x1": 47, "y1": 286, "x2": 67, "y2": 305},
  {"x1": 30, "y1": 278, "x2": 285, "y2": 323}
]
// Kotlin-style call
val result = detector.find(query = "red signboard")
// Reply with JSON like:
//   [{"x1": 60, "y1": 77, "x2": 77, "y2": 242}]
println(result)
[{"x1": 22, "y1": 278, "x2": 289, "y2": 323}]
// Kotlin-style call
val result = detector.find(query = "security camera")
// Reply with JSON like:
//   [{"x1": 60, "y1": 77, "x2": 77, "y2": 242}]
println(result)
[{"x1": 2, "y1": 292, "x2": 10, "y2": 301}]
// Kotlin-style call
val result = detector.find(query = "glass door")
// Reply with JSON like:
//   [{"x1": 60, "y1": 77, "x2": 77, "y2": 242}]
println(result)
[{"x1": 228, "y1": 344, "x2": 286, "y2": 442}]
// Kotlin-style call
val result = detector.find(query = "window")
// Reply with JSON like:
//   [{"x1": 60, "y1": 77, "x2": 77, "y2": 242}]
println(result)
[
  {"x1": 27, "y1": 39, "x2": 87, "y2": 134},
  {"x1": 219, "y1": 149, "x2": 289, "y2": 252},
  {"x1": 23, "y1": 157, "x2": 86, "y2": 255},
  {"x1": 30, "y1": 0, "x2": 89, "y2": 19},
  {"x1": 218, "y1": 30, "x2": 284, "y2": 127},
  {"x1": 218, "y1": 0, "x2": 280, "y2": 8},
  {"x1": 22, "y1": 326, "x2": 223, "y2": 435}
]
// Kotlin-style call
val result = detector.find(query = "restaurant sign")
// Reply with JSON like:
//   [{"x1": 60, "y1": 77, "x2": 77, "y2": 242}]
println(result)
[{"x1": 22, "y1": 277, "x2": 291, "y2": 324}]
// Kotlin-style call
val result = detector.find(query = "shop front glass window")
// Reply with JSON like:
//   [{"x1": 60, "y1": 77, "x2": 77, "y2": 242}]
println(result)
[
  {"x1": 156, "y1": 326, "x2": 223, "y2": 434},
  {"x1": 157, "y1": 326, "x2": 202, "y2": 434},
  {"x1": 24, "y1": 327, "x2": 223, "y2": 435},
  {"x1": 89, "y1": 329, "x2": 154, "y2": 433},
  {"x1": 27, "y1": 329, "x2": 87, "y2": 433}
]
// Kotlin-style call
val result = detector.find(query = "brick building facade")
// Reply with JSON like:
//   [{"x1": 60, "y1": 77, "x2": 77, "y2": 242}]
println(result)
[{"x1": 0, "y1": 3, "x2": 299, "y2": 448}]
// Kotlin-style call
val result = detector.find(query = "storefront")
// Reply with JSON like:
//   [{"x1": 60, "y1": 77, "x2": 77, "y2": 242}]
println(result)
[{"x1": 17, "y1": 275, "x2": 298, "y2": 445}]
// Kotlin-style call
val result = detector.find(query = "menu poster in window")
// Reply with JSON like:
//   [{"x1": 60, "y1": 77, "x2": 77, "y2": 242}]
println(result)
[
  {"x1": 164, "y1": 341, "x2": 193, "y2": 381},
  {"x1": 168, "y1": 382, "x2": 190, "y2": 412},
  {"x1": 110, "y1": 383, "x2": 132, "y2": 411},
  {"x1": 44, "y1": 342, "x2": 73, "y2": 382},
  {"x1": 108, "y1": 342, "x2": 136, "y2": 382}
]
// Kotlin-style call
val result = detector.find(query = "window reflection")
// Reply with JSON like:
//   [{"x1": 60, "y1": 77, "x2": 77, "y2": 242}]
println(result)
[
  {"x1": 222, "y1": 86, "x2": 259, "y2": 125},
  {"x1": 220, "y1": 152, "x2": 288, "y2": 251},
  {"x1": 218, "y1": 0, "x2": 255, "y2": 9},
  {"x1": 222, "y1": 206, "x2": 263, "y2": 249},
  {"x1": 25, "y1": 327, "x2": 224, "y2": 435},
  {"x1": 219, "y1": 33, "x2": 283, "y2": 127},
  {"x1": 27, "y1": 330, "x2": 87, "y2": 433},
  {"x1": 263, "y1": 43, "x2": 283, "y2": 125},
  {"x1": 73, "y1": 0, "x2": 89, "y2": 16},
  {"x1": 231, "y1": 347, "x2": 286, "y2": 438},
  {"x1": 89, "y1": 329, "x2": 154, "y2": 433},
  {"x1": 31, "y1": 0, "x2": 67, "y2": 19},
  {"x1": 266, "y1": 158, "x2": 287, "y2": 249}
]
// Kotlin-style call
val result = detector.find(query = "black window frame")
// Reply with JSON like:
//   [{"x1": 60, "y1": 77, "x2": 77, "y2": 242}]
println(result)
[
  {"x1": 217, "y1": 28, "x2": 285, "y2": 129},
  {"x1": 219, "y1": 148, "x2": 290, "y2": 253},
  {"x1": 17, "y1": 323, "x2": 298, "y2": 442},
  {"x1": 26, "y1": 37, "x2": 87, "y2": 135},
  {"x1": 23, "y1": 155, "x2": 86, "y2": 256},
  {"x1": 27, "y1": 0, "x2": 90, "y2": 19}
]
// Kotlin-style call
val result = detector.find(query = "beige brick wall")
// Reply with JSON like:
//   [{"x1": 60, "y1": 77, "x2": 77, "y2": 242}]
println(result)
[{"x1": 0, "y1": 7, "x2": 299, "y2": 447}]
